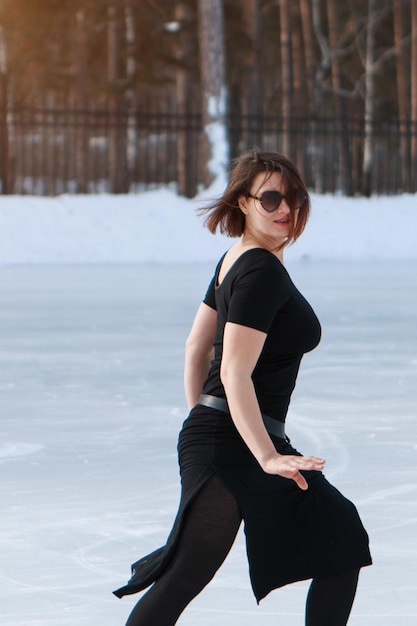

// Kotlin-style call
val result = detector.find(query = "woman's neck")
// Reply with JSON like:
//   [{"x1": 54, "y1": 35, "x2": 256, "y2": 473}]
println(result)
[{"x1": 241, "y1": 232, "x2": 286, "y2": 263}]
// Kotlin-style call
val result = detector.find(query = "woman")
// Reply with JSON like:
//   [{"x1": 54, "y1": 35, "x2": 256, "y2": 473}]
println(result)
[{"x1": 114, "y1": 149, "x2": 372, "y2": 625}]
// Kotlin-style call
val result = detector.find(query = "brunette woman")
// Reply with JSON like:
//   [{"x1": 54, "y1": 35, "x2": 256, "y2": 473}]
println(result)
[{"x1": 114, "y1": 148, "x2": 372, "y2": 625}]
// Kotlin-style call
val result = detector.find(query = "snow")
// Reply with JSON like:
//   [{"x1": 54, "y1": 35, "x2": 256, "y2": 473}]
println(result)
[
  {"x1": 0, "y1": 185, "x2": 416, "y2": 265},
  {"x1": 0, "y1": 184, "x2": 416, "y2": 624},
  {"x1": 205, "y1": 89, "x2": 229, "y2": 179}
]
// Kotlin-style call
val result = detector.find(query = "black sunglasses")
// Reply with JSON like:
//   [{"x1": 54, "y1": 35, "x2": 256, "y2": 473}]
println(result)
[{"x1": 248, "y1": 189, "x2": 307, "y2": 212}]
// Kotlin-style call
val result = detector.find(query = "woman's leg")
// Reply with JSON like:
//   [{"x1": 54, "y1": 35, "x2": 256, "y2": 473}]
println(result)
[
  {"x1": 125, "y1": 474, "x2": 241, "y2": 626},
  {"x1": 305, "y1": 568, "x2": 360, "y2": 626}
]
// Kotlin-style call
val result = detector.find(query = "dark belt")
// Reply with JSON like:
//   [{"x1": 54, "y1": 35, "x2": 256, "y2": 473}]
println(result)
[{"x1": 198, "y1": 393, "x2": 287, "y2": 440}]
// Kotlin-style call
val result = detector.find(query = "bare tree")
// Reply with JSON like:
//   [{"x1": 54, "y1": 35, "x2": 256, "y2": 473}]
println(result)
[
  {"x1": 0, "y1": 24, "x2": 9, "y2": 193},
  {"x1": 107, "y1": 3, "x2": 128, "y2": 193},
  {"x1": 197, "y1": 0, "x2": 227, "y2": 186},
  {"x1": 362, "y1": 0, "x2": 378, "y2": 196},
  {"x1": 125, "y1": 1, "x2": 136, "y2": 190},
  {"x1": 291, "y1": 5, "x2": 304, "y2": 113},
  {"x1": 393, "y1": 0, "x2": 411, "y2": 191},
  {"x1": 311, "y1": 0, "x2": 331, "y2": 192},
  {"x1": 326, "y1": 0, "x2": 352, "y2": 193},
  {"x1": 240, "y1": 0, "x2": 262, "y2": 149},
  {"x1": 174, "y1": 1, "x2": 198, "y2": 197},
  {"x1": 299, "y1": 0, "x2": 316, "y2": 114},
  {"x1": 74, "y1": 9, "x2": 88, "y2": 193},
  {"x1": 279, "y1": 0, "x2": 292, "y2": 155},
  {"x1": 411, "y1": 0, "x2": 417, "y2": 186}
]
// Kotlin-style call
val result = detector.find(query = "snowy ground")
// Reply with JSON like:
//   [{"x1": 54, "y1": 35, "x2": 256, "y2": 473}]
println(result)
[
  {"x1": 0, "y1": 259, "x2": 416, "y2": 625},
  {"x1": 0, "y1": 187, "x2": 416, "y2": 265}
]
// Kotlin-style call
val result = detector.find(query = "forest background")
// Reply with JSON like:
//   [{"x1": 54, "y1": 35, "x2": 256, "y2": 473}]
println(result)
[{"x1": 0, "y1": 0, "x2": 416, "y2": 197}]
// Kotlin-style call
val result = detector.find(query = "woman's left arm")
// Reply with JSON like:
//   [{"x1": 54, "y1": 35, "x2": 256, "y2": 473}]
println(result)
[
  {"x1": 184, "y1": 302, "x2": 217, "y2": 410},
  {"x1": 221, "y1": 321, "x2": 325, "y2": 489}
]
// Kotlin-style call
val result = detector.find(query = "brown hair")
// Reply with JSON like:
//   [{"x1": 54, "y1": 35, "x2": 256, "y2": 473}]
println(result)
[{"x1": 199, "y1": 147, "x2": 310, "y2": 246}]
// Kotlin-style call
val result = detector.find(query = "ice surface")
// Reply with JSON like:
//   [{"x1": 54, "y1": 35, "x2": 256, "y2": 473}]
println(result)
[{"x1": 0, "y1": 260, "x2": 416, "y2": 625}]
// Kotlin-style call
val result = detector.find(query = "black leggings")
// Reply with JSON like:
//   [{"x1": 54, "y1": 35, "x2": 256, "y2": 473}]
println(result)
[{"x1": 125, "y1": 474, "x2": 359, "y2": 626}]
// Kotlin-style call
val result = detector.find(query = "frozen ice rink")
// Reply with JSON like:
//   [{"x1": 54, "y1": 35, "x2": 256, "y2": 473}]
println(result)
[{"x1": 1, "y1": 260, "x2": 416, "y2": 625}]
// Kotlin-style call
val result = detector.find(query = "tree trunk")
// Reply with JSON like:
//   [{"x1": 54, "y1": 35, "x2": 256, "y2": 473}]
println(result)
[
  {"x1": 299, "y1": 0, "x2": 315, "y2": 115},
  {"x1": 291, "y1": 6, "x2": 304, "y2": 114},
  {"x1": 311, "y1": 0, "x2": 330, "y2": 192},
  {"x1": 290, "y1": 6, "x2": 305, "y2": 168},
  {"x1": 362, "y1": 0, "x2": 377, "y2": 196},
  {"x1": 0, "y1": 25, "x2": 9, "y2": 194},
  {"x1": 74, "y1": 9, "x2": 88, "y2": 193},
  {"x1": 197, "y1": 0, "x2": 228, "y2": 186},
  {"x1": 107, "y1": 4, "x2": 128, "y2": 193},
  {"x1": 125, "y1": 1, "x2": 136, "y2": 191},
  {"x1": 299, "y1": 0, "x2": 320, "y2": 190},
  {"x1": 393, "y1": 0, "x2": 410, "y2": 191},
  {"x1": 279, "y1": 0, "x2": 292, "y2": 156},
  {"x1": 411, "y1": 0, "x2": 417, "y2": 189},
  {"x1": 175, "y1": 1, "x2": 198, "y2": 197},
  {"x1": 240, "y1": 0, "x2": 262, "y2": 149},
  {"x1": 327, "y1": 0, "x2": 351, "y2": 194}
]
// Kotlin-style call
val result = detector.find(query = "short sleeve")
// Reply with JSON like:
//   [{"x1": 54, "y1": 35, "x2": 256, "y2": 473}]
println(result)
[
  {"x1": 228, "y1": 253, "x2": 291, "y2": 332},
  {"x1": 203, "y1": 252, "x2": 227, "y2": 311},
  {"x1": 203, "y1": 275, "x2": 216, "y2": 310}
]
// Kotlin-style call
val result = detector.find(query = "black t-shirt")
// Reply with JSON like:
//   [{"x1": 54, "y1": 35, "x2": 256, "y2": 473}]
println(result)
[{"x1": 201, "y1": 248, "x2": 321, "y2": 420}]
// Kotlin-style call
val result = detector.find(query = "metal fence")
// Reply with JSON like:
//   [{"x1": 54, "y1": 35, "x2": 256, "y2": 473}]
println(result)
[{"x1": 0, "y1": 103, "x2": 416, "y2": 196}]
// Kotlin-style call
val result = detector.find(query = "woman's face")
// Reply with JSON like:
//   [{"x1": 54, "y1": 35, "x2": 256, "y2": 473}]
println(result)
[{"x1": 238, "y1": 170, "x2": 298, "y2": 244}]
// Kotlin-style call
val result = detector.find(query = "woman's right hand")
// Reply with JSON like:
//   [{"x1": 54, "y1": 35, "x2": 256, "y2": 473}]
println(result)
[{"x1": 261, "y1": 453, "x2": 325, "y2": 490}]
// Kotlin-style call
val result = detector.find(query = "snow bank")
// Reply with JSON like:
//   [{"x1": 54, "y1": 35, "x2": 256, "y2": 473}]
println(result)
[{"x1": 0, "y1": 184, "x2": 416, "y2": 264}]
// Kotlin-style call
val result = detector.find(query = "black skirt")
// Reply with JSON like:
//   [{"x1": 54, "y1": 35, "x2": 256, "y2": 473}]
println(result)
[{"x1": 114, "y1": 406, "x2": 372, "y2": 602}]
